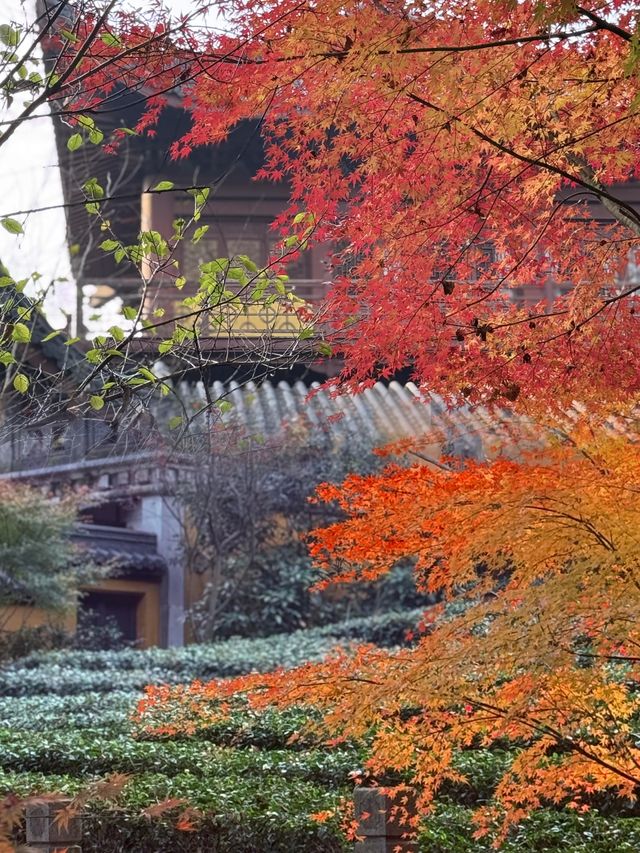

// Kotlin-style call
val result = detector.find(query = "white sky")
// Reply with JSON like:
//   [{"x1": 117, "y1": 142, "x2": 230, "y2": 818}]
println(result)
[
  {"x1": 0, "y1": 80, "x2": 73, "y2": 324},
  {"x1": 0, "y1": 0, "x2": 205, "y2": 330}
]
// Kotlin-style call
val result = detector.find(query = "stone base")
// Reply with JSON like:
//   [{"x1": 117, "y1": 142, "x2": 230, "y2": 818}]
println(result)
[{"x1": 26, "y1": 799, "x2": 83, "y2": 851}]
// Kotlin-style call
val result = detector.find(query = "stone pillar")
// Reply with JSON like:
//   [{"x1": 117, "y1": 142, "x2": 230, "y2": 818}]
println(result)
[
  {"x1": 129, "y1": 492, "x2": 185, "y2": 647},
  {"x1": 26, "y1": 799, "x2": 82, "y2": 853},
  {"x1": 353, "y1": 787, "x2": 418, "y2": 853}
]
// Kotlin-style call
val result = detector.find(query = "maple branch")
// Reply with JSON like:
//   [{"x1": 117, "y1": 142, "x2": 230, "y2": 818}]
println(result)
[
  {"x1": 579, "y1": 162, "x2": 640, "y2": 239},
  {"x1": 463, "y1": 696, "x2": 640, "y2": 788},
  {"x1": 405, "y1": 92, "x2": 640, "y2": 236},
  {"x1": 196, "y1": 24, "x2": 601, "y2": 67},
  {"x1": 575, "y1": 6, "x2": 633, "y2": 42},
  {"x1": 408, "y1": 450, "x2": 453, "y2": 472},
  {"x1": 523, "y1": 504, "x2": 616, "y2": 551}
]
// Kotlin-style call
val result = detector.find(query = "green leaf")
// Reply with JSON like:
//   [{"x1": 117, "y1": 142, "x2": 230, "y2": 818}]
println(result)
[
  {"x1": 1, "y1": 218, "x2": 23, "y2": 235},
  {"x1": 189, "y1": 186, "x2": 210, "y2": 206},
  {"x1": 227, "y1": 267, "x2": 247, "y2": 282},
  {"x1": 217, "y1": 400, "x2": 233, "y2": 414},
  {"x1": 0, "y1": 25, "x2": 20, "y2": 47},
  {"x1": 64, "y1": 337, "x2": 81, "y2": 346},
  {"x1": 0, "y1": 351, "x2": 15, "y2": 366},
  {"x1": 11, "y1": 322, "x2": 30, "y2": 343},
  {"x1": 316, "y1": 341, "x2": 333, "y2": 357},
  {"x1": 76, "y1": 115, "x2": 95, "y2": 129},
  {"x1": 85, "y1": 202, "x2": 100, "y2": 216},
  {"x1": 239, "y1": 254, "x2": 258, "y2": 273},
  {"x1": 100, "y1": 239, "x2": 119, "y2": 252},
  {"x1": 168, "y1": 415, "x2": 183, "y2": 430},
  {"x1": 89, "y1": 128, "x2": 104, "y2": 145},
  {"x1": 41, "y1": 330, "x2": 62, "y2": 342},
  {"x1": 60, "y1": 29, "x2": 79, "y2": 43},
  {"x1": 192, "y1": 225, "x2": 209, "y2": 244},
  {"x1": 89, "y1": 395, "x2": 104, "y2": 411},
  {"x1": 292, "y1": 211, "x2": 307, "y2": 224},
  {"x1": 299, "y1": 327, "x2": 314, "y2": 340},
  {"x1": 122, "y1": 306, "x2": 137, "y2": 321},
  {"x1": 108, "y1": 325, "x2": 125, "y2": 342},
  {"x1": 100, "y1": 32, "x2": 122, "y2": 47},
  {"x1": 67, "y1": 133, "x2": 83, "y2": 152},
  {"x1": 138, "y1": 366, "x2": 156, "y2": 382},
  {"x1": 0, "y1": 276, "x2": 13, "y2": 288},
  {"x1": 83, "y1": 178, "x2": 104, "y2": 199},
  {"x1": 12, "y1": 373, "x2": 28, "y2": 393},
  {"x1": 85, "y1": 349, "x2": 101, "y2": 364},
  {"x1": 153, "y1": 180, "x2": 174, "y2": 191},
  {"x1": 175, "y1": 276, "x2": 186, "y2": 290}
]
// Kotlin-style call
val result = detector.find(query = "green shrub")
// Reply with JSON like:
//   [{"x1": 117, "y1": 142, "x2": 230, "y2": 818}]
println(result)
[
  {"x1": 0, "y1": 692, "x2": 137, "y2": 731},
  {"x1": 0, "y1": 729, "x2": 361, "y2": 785},
  {"x1": 0, "y1": 624, "x2": 70, "y2": 662},
  {"x1": 1, "y1": 769, "x2": 348, "y2": 853},
  {"x1": 83, "y1": 810, "x2": 346, "y2": 853},
  {"x1": 0, "y1": 610, "x2": 423, "y2": 697},
  {"x1": 439, "y1": 749, "x2": 514, "y2": 805},
  {"x1": 420, "y1": 803, "x2": 640, "y2": 852}
]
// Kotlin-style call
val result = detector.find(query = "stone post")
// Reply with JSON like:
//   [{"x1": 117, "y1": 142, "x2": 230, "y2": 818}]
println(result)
[
  {"x1": 25, "y1": 799, "x2": 83, "y2": 853},
  {"x1": 353, "y1": 787, "x2": 419, "y2": 853}
]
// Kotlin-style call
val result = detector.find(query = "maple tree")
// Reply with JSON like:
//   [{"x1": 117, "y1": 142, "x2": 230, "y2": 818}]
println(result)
[
  {"x1": 137, "y1": 431, "x2": 640, "y2": 839},
  {"x1": 4, "y1": 0, "x2": 640, "y2": 847},
  {"x1": 41, "y1": 0, "x2": 640, "y2": 413}
]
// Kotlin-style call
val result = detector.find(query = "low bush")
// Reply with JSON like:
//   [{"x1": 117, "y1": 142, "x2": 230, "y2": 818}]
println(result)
[
  {"x1": 0, "y1": 624, "x2": 70, "y2": 662},
  {"x1": 0, "y1": 729, "x2": 361, "y2": 785},
  {"x1": 0, "y1": 692, "x2": 137, "y2": 731},
  {"x1": 1, "y1": 768, "x2": 347, "y2": 853},
  {"x1": 7, "y1": 608, "x2": 636, "y2": 852},
  {"x1": 441, "y1": 749, "x2": 514, "y2": 805},
  {"x1": 0, "y1": 610, "x2": 422, "y2": 697},
  {"x1": 420, "y1": 803, "x2": 640, "y2": 852}
]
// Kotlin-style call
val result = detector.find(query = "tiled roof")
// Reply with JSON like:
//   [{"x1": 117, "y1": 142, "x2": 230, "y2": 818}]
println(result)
[
  {"x1": 74, "y1": 547, "x2": 166, "y2": 575},
  {"x1": 71, "y1": 525, "x2": 166, "y2": 576},
  {"x1": 177, "y1": 379, "x2": 528, "y2": 460}
]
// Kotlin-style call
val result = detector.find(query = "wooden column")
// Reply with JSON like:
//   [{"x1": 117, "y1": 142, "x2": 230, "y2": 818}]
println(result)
[
  {"x1": 26, "y1": 799, "x2": 82, "y2": 853},
  {"x1": 354, "y1": 787, "x2": 419, "y2": 853}
]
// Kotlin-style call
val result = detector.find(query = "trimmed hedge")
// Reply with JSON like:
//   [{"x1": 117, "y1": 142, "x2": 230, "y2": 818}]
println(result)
[
  {"x1": 0, "y1": 614, "x2": 424, "y2": 853},
  {"x1": 420, "y1": 802, "x2": 640, "y2": 852},
  {"x1": 0, "y1": 691, "x2": 136, "y2": 731},
  {"x1": 1, "y1": 768, "x2": 348, "y2": 853},
  {"x1": 5, "y1": 609, "x2": 637, "y2": 852},
  {"x1": 0, "y1": 729, "x2": 361, "y2": 785},
  {"x1": 0, "y1": 610, "x2": 422, "y2": 697}
]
